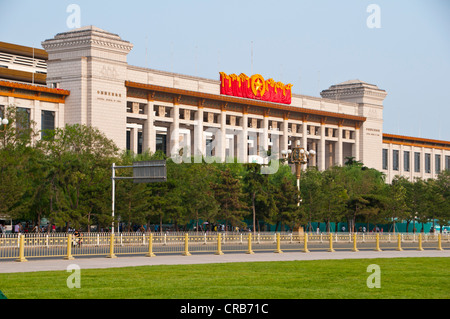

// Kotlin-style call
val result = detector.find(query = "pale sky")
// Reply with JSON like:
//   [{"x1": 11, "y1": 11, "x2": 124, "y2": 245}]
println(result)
[{"x1": 1, "y1": 0, "x2": 449, "y2": 141}]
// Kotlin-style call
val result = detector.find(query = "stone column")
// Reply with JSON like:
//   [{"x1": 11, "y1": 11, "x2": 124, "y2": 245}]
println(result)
[
  {"x1": 319, "y1": 125, "x2": 326, "y2": 171},
  {"x1": 130, "y1": 126, "x2": 138, "y2": 154},
  {"x1": 353, "y1": 125, "x2": 360, "y2": 162},
  {"x1": 143, "y1": 101, "x2": 155, "y2": 153},
  {"x1": 169, "y1": 103, "x2": 180, "y2": 158},
  {"x1": 262, "y1": 116, "x2": 269, "y2": 163},
  {"x1": 194, "y1": 106, "x2": 204, "y2": 161},
  {"x1": 238, "y1": 113, "x2": 248, "y2": 163},
  {"x1": 219, "y1": 110, "x2": 227, "y2": 162},
  {"x1": 281, "y1": 118, "x2": 289, "y2": 153},
  {"x1": 336, "y1": 125, "x2": 343, "y2": 166},
  {"x1": 301, "y1": 121, "x2": 308, "y2": 150},
  {"x1": 32, "y1": 100, "x2": 41, "y2": 141}
]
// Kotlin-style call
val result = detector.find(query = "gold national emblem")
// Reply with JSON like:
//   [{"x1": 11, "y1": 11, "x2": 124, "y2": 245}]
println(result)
[{"x1": 251, "y1": 74, "x2": 266, "y2": 97}]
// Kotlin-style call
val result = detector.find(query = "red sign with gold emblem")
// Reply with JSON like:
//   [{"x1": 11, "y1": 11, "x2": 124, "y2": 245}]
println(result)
[{"x1": 220, "y1": 72, "x2": 292, "y2": 105}]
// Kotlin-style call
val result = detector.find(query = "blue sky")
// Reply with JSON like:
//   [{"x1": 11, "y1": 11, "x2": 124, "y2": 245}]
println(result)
[{"x1": 1, "y1": 0, "x2": 449, "y2": 141}]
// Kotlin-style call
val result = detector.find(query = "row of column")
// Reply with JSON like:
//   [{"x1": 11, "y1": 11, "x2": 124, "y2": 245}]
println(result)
[{"x1": 133, "y1": 101, "x2": 360, "y2": 168}]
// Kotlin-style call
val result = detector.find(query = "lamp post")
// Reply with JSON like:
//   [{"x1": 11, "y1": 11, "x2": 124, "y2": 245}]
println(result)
[
  {"x1": 0, "y1": 117, "x2": 9, "y2": 132},
  {"x1": 281, "y1": 140, "x2": 315, "y2": 206}
]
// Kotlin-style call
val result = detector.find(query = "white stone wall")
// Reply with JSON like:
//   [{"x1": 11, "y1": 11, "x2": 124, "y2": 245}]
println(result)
[{"x1": 42, "y1": 26, "x2": 133, "y2": 150}]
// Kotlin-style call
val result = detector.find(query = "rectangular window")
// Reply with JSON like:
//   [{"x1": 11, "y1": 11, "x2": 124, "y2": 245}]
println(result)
[
  {"x1": 41, "y1": 110, "x2": 55, "y2": 138},
  {"x1": 425, "y1": 153, "x2": 431, "y2": 173},
  {"x1": 414, "y1": 152, "x2": 421, "y2": 173},
  {"x1": 403, "y1": 151, "x2": 410, "y2": 172},
  {"x1": 435, "y1": 154, "x2": 441, "y2": 174},
  {"x1": 382, "y1": 149, "x2": 388, "y2": 170},
  {"x1": 16, "y1": 107, "x2": 30, "y2": 130},
  {"x1": 156, "y1": 134, "x2": 167, "y2": 155},
  {"x1": 137, "y1": 131, "x2": 143, "y2": 154},
  {"x1": 393, "y1": 150, "x2": 399, "y2": 171},
  {"x1": 446, "y1": 156, "x2": 450, "y2": 171},
  {"x1": 126, "y1": 130, "x2": 130, "y2": 151}
]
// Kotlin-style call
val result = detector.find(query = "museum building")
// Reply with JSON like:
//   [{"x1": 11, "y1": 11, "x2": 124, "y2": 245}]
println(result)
[{"x1": 0, "y1": 26, "x2": 449, "y2": 183}]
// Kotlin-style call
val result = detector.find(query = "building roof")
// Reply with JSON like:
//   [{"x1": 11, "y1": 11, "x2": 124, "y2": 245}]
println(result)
[
  {"x1": 0, "y1": 41, "x2": 48, "y2": 60},
  {"x1": 0, "y1": 80, "x2": 70, "y2": 104},
  {"x1": 383, "y1": 133, "x2": 450, "y2": 150}
]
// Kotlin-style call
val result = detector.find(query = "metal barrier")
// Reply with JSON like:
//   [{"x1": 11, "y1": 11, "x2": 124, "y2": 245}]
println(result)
[{"x1": 0, "y1": 232, "x2": 448, "y2": 262}]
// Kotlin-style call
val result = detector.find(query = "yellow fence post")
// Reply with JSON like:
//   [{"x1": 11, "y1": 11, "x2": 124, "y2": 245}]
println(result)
[
  {"x1": 15, "y1": 234, "x2": 28, "y2": 262},
  {"x1": 107, "y1": 233, "x2": 117, "y2": 258},
  {"x1": 396, "y1": 233, "x2": 403, "y2": 251},
  {"x1": 182, "y1": 233, "x2": 191, "y2": 256},
  {"x1": 146, "y1": 233, "x2": 156, "y2": 257},
  {"x1": 303, "y1": 233, "x2": 310, "y2": 253},
  {"x1": 246, "y1": 233, "x2": 254, "y2": 254},
  {"x1": 437, "y1": 233, "x2": 443, "y2": 251},
  {"x1": 274, "y1": 233, "x2": 283, "y2": 253},
  {"x1": 215, "y1": 233, "x2": 224, "y2": 255},
  {"x1": 64, "y1": 234, "x2": 74, "y2": 260},
  {"x1": 328, "y1": 233, "x2": 335, "y2": 252},
  {"x1": 374, "y1": 233, "x2": 382, "y2": 251},
  {"x1": 417, "y1": 233, "x2": 424, "y2": 251},
  {"x1": 352, "y1": 233, "x2": 359, "y2": 252}
]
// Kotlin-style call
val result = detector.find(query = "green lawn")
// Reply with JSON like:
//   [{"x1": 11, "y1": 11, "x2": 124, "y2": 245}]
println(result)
[{"x1": 0, "y1": 257, "x2": 449, "y2": 299}]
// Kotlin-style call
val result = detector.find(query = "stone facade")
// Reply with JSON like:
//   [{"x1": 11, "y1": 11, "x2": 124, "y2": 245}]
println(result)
[{"x1": 42, "y1": 26, "x2": 133, "y2": 150}]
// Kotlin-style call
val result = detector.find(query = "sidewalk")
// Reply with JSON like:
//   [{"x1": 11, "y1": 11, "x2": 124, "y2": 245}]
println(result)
[{"x1": 1, "y1": 249, "x2": 448, "y2": 273}]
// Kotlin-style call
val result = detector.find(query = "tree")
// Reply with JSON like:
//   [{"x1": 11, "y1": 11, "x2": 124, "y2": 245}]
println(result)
[
  {"x1": 404, "y1": 178, "x2": 427, "y2": 233},
  {"x1": 36, "y1": 124, "x2": 119, "y2": 230},
  {"x1": 0, "y1": 105, "x2": 38, "y2": 223},
  {"x1": 179, "y1": 160, "x2": 219, "y2": 233},
  {"x1": 433, "y1": 170, "x2": 450, "y2": 233},
  {"x1": 272, "y1": 176, "x2": 302, "y2": 231},
  {"x1": 318, "y1": 167, "x2": 348, "y2": 232},
  {"x1": 212, "y1": 167, "x2": 247, "y2": 230},
  {"x1": 383, "y1": 176, "x2": 409, "y2": 232},
  {"x1": 300, "y1": 167, "x2": 323, "y2": 231},
  {"x1": 341, "y1": 161, "x2": 385, "y2": 232},
  {"x1": 243, "y1": 163, "x2": 277, "y2": 233}
]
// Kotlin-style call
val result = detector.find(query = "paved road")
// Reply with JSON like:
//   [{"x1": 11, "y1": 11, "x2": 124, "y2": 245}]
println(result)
[{"x1": 0, "y1": 249, "x2": 449, "y2": 273}]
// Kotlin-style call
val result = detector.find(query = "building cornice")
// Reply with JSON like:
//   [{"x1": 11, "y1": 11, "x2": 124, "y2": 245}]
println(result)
[
  {"x1": 125, "y1": 80, "x2": 366, "y2": 126},
  {"x1": 0, "y1": 80, "x2": 70, "y2": 103},
  {"x1": 383, "y1": 133, "x2": 450, "y2": 151}
]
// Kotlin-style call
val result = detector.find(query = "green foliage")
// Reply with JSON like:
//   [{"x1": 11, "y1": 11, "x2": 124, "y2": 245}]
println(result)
[{"x1": 0, "y1": 107, "x2": 448, "y2": 232}]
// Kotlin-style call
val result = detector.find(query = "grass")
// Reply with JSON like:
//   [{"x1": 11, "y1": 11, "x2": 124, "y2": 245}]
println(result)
[{"x1": 0, "y1": 257, "x2": 449, "y2": 299}]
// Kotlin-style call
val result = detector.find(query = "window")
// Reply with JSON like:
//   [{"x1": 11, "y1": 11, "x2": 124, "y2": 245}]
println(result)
[
  {"x1": 41, "y1": 110, "x2": 55, "y2": 138},
  {"x1": 137, "y1": 132, "x2": 143, "y2": 154},
  {"x1": 16, "y1": 107, "x2": 30, "y2": 130},
  {"x1": 446, "y1": 156, "x2": 450, "y2": 171},
  {"x1": 435, "y1": 154, "x2": 441, "y2": 174},
  {"x1": 126, "y1": 130, "x2": 130, "y2": 151},
  {"x1": 425, "y1": 153, "x2": 431, "y2": 174},
  {"x1": 393, "y1": 150, "x2": 399, "y2": 171},
  {"x1": 382, "y1": 149, "x2": 388, "y2": 170},
  {"x1": 414, "y1": 152, "x2": 421, "y2": 173},
  {"x1": 403, "y1": 151, "x2": 410, "y2": 172},
  {"x1": 156, "y1": 134, "x2": 167, "y2": 155}
]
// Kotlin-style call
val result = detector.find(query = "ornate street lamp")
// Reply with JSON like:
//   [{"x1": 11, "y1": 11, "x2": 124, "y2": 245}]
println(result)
[{"x1": 281, "y1": 140, "x2": 316, "y2": 205}]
